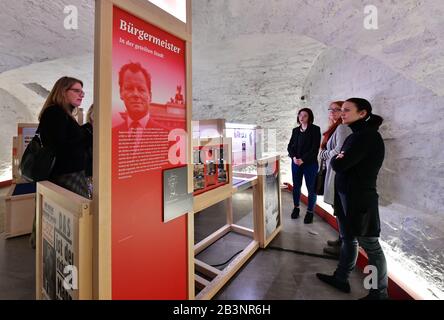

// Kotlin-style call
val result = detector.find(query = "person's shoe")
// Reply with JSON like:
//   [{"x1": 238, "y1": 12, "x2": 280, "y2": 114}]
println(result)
[
  {"x1": 291, "y1": 207, "x2": 300, "y2": 219},
  {"x1": 323, "y1": 246, "x2": 340, "y2": 257},
  {"x1": 304, "y1": 211, "x2": 314, "y2": 224},
  {"x1": 359, "y1": 289, "x2": 389, "y2": 300},
  {"x1": 316, "y1": 273, "x2": 351, "y2": 293},
  {"x1": 327, "y1": 238, "x2": 341, "y2": 247}
]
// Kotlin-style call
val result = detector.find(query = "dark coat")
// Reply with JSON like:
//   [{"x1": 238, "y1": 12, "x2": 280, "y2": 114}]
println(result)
[
  {"x1": 331, "y1": 118, "x2": 385, "y2": 237},
  {"x1": 82, "y1": 122, "x2": 93, "y2": 177},
  {"x1": 39, "y1": 105, "x2": 91, "y2": 176},
  {"x1": 287, "y1": 124, "x2": 321, "y2": 165}
]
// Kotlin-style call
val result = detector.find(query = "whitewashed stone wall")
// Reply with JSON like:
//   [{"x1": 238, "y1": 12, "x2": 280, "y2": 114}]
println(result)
[
  {"x1": 0, "y1": 0, "x2": 93, "y2": 73},
  {"x1": 192, "y1": 0, "x2": 444, "y2": 296},
  {"x1": 303, "y1": 47, "x2": 444, "y2": 215},
  {"x1": 192, "y1": 33, "x2": 325, "y2": 184},
  {"x1": 303, "y1": 48, "x2": 444, "y2": 297}
]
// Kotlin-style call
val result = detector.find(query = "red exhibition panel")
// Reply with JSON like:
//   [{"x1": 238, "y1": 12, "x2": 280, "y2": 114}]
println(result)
[{"x1": 111, "y1": 5, "x2": 188, "y2": 299}]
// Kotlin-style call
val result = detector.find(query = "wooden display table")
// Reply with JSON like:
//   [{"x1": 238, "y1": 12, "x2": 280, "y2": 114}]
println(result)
[{"x1": 4, "y1": 183, "x2": 36, "y2": 238}]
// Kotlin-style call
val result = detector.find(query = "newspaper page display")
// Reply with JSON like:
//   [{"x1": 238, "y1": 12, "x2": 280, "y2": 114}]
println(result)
[
  {"x1": 264, "y1": 160, "x2": 280, "y2": 238},
  {"x1": 41, "y1": 197, "x2": 78, "y2": 300},
  {"x1": 21, "y1": 127, "x2": 37, "y2": 156},
  {"x1": 226, "y1": 128, "x2": 256, "y2": 167}
]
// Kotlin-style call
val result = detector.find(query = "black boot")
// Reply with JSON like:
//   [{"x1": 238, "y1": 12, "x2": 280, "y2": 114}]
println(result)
[
  {"x1": 316, "y1": 273, "x2": 351, "y2": 293},
  {"x1": 327, "y1": 238, "x2": 341, "y2": 247},
  {"x1": 291, "y1": 207, "x2": 300, "y2": 219},
  {"x1": 359, "y1": 289, "x2": 389, "y2": 300},
  {"x1": 323, "y1": 246, "x2": 340, "y2": 258},
  {"x1": 304, "y1": 210, "x2": 314, "y2": 224}
]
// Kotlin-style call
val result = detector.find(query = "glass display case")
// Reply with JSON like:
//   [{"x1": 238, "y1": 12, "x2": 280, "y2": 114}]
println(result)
[
  {"x1": 225, "y1": 122, "x2": 262, "y2": 169},
  {"x1": 191, "y1": 119, "x2": 282, "y2": 299},
  {"x1": 193, "y1": 143, "x2": 230, "y2": 195}
]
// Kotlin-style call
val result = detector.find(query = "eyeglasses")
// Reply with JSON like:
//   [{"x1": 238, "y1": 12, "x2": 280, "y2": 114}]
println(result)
[
  {"x1": 68, "y1": 88, "x2": 85, "y2": 95},
  {"x1": 328, "y1": 108, "x2": 341, "y2": 112}
]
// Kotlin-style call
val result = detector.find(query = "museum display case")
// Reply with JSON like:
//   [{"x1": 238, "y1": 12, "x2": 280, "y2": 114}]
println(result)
[{"x1": 191, "y1": 120, "x2": 282, "y2": 299}]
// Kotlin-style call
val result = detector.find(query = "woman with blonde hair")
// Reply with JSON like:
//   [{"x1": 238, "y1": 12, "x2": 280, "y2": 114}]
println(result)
[{"x1": 38, "y1": 76, "x2": 92, "y2": 198}]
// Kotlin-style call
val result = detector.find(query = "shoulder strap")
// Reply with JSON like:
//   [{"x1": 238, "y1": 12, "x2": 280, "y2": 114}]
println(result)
[{"x1": 34, "y1": 124, "x2": 43, "y2": 147}]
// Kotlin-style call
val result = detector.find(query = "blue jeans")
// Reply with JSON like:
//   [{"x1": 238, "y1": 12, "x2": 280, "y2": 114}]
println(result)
[
  {"x1": 334, "y1": 192, "x2": 388, "y2": 294},
  {"x1": 291, "y1": 161, "x2": 318, "y2": 211}
]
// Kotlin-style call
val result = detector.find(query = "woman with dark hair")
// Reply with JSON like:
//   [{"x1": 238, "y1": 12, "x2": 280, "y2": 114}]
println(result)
[
  {"x1": 319, "y1": 101, "x2": 352, "y2": 256},
  {"x1": 316, "y1": 98, "x2": 388, "y2": 300},
  {"x1": 38, "y1": 76, "x2": 92, "y2": 199},
  {"x1": 287, "y1": 107, "x2": 321, "y2": 224}
]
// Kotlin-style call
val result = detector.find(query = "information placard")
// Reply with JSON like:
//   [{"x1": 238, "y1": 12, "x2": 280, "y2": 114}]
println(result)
[
  {"x1": 163, "y1": 166, "x2": 192, "y2": 223},
  {"x1": 263, "y1": 160, "x2": 280, "y2": 238},
  {"x1": 257, "y1": 155, "x2": 282, "y2": 247}
]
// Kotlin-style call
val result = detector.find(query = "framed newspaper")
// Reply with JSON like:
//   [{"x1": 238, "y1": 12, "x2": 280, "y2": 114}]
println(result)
[
  {"x1": 257, "y1": 155, "x2": 282, "y2": 248},
  {"x1": 36, "y1": 181, "x2": 92, "y2": 300}
]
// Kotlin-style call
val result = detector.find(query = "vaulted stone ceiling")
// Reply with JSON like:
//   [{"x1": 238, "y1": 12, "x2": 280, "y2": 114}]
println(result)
[
  {"x1": 0, "y1": 0, "x2": 94, "y2": 73},
  {"x1": 2, "y1": 0, "x2": 443, "y2": 96},
  {"x1": 193, "y1": 0, "x2": 444, "y2": 97}
]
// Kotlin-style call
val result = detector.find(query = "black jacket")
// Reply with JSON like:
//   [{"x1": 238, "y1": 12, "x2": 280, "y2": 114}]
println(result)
[
  {"x1": 287, "y1": 124, "x2": 321, "y2": 165},
  {"x1": 82, "y1": 122, "x2": 93, "y2": 177},
  {"x1": 331, "y1": 118, "x2": 385, "y2": 237},
  {"x1": 39, "y1": 105, "x2": 92, "y2": 176}
]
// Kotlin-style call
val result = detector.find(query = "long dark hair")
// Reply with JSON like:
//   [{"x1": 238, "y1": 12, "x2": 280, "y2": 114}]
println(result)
[
  {"x1": 297, "y1": 107, "x2": 315, "y2": 125},
  {"x1": 346, "y1": 98, "x2": 383, "y2": 129}
]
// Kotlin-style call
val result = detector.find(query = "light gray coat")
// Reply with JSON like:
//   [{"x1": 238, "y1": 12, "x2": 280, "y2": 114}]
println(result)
[{"x1": 319, "y1": 124, "x2": 352, "y2": 205}]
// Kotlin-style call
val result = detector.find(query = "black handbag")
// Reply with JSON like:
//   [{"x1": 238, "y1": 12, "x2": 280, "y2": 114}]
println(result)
[
  {"x1": 20, "y1": 130, "x2": 56, "y2": 182},
  {"x1": 315, "y1": 159, "x2": 326, "y2": 196}
]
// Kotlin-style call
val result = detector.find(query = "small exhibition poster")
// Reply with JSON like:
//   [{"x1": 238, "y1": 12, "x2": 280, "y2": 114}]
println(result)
[
  {"x1": 163, "y1": 166, "x2": 192, "y2": 223},
  {"x1": 18, "y1": 125, "x2": 38, "y2": 158},
  {"x1": 226, "y1": 128, "x2": 256, "y2": 166},
  {"x1": 264, "y1": 159, "x2": 280, "y2": 238},
  {"x1": 41, "y1": 197, "x2": 77, "y2": 300}
]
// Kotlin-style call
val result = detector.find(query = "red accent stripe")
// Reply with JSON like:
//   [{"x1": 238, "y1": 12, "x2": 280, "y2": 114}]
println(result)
[
  {"x1": 0, "y1": 180, "x2": 12, "y2": 188},
  {"x1": 284, "y1": 182, "x2": 414, "y2": 300}
]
